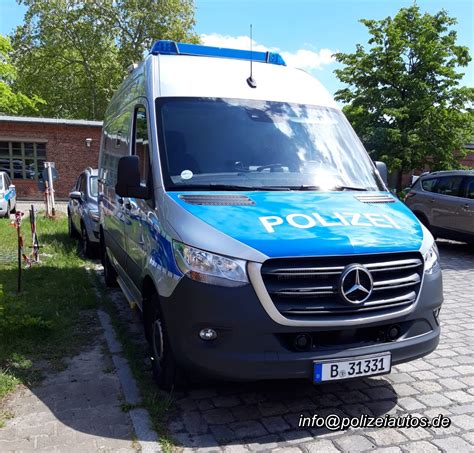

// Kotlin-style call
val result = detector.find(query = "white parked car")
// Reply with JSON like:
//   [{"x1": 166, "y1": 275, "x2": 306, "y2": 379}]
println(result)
[{"x1": 0, "y1": 171, "x2": 16, "y2": 218}]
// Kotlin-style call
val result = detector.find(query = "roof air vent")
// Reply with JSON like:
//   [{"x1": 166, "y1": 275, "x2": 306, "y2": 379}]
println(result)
[
  {"x1": 178, "y1": 194, "x2": 255, "y2": 206},
  {"x1": 355, "y1": 194, "x2": 396, "y2": 204}
]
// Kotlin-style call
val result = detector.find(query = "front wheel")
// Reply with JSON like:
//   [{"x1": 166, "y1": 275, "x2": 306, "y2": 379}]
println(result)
[
  {"x1": 102, "y1": 244, "x2": 118, "y2": 287},
  {"x1": 3, "y1": 202, "x2": 10, "y2": 218},
  {"x1": 68, "y1": 211, "x2": 78, "y2": 238},
  {"x1": 147, "y1": 293, "x2": 186, "y2": 391},
  {"x1": 80, "y1": 224, "x2": 95, "y2": 258}
]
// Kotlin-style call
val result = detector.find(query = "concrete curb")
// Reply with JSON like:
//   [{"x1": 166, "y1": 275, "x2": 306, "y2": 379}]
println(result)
[{"x1": 97, "y1": 309, "x2": 161, "y2": 452}]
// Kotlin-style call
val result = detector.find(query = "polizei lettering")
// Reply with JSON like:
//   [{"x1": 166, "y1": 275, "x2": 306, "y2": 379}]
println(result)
[{"x1": 259, "y1": 212, "x2": 401, "y2": 233}]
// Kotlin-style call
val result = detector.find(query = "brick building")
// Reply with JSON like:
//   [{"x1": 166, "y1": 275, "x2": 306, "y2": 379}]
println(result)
[{"x1": 0, "y1": 116, "x2": 102, "y2": 199}]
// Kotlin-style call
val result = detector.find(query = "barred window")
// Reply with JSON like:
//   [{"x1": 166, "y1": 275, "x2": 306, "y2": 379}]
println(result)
[{"x1": 0, "y1": 141, "x2": 46, "y2": 179}]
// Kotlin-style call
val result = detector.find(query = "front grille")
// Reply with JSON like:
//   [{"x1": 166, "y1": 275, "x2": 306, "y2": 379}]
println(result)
[{"x1": 260, "y1": 252, "x2": 423, "y2": 320}]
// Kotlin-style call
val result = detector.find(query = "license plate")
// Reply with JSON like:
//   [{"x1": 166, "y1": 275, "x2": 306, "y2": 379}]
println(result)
[{"x1": 313, "y1": 353, "x2": 391, "y2": 383}]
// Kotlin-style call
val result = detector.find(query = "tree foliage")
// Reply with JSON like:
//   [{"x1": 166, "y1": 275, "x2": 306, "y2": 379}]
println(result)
[
  {"x1": 0, "y1": 34, "x2": 43, "y2": 115},
  {"x1": 11, "y1": 0, "x2": 198, "y2": 120},
  {"x1": 334, "y1": 6, "x2": 474, "y2": 187}
]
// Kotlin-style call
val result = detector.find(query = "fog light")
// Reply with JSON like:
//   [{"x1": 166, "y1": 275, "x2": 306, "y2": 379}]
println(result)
[
  {"x1": 199, "y1": 328, "x2": 217, "y2": 341},
  {"x1": 294, "y1": 334, "x2": 311, "y2": 351},
  {"x1": 387, "y1": 325, "x2": 401, "y2": 341}
]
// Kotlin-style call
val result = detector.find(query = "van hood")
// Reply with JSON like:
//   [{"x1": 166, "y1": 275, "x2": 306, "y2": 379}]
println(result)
[{"x1": 166, "y1": 191, "x2": 423, "y2": 258}]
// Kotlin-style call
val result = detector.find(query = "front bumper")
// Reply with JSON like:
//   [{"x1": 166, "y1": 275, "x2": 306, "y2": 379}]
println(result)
[
  {"x1": 0, "y1": 198, "x2": 8, "y2": 213},
  {"x1": 84, "y1": 216, "x2": 100, "y2": 243},
  {"x1": 161, "y1": 267, "x2": 443, "y2": 381}
]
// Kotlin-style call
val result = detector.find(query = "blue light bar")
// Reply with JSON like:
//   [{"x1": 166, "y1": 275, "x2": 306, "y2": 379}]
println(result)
[{"x1": 150, "y1": 40, "x2": 286, "y2": 66}]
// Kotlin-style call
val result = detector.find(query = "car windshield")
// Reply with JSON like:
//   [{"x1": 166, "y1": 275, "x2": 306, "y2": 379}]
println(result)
[
  {"x1": 156, "y1": 98, "x2": 383, "y2": 192},
  {"x1": 90, "y1": 176, "x2": 98, "y2": 197}
]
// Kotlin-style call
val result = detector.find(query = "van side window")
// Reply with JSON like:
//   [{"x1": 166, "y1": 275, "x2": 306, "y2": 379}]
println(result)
[
  {"x1": 421, "y1": 178, "x2": 438, "y2": 192},
  {"x1": 133, "y1": 106, "x2": 151, "y2": 188},
  {"x1": 435, "y1": 176, "x2": 463, "y2": 197}
]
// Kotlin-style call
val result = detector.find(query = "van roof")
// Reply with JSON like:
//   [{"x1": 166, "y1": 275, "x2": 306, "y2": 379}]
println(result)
[{"x1": 154, "y1": 53, "x2": 338, "y2": 109}]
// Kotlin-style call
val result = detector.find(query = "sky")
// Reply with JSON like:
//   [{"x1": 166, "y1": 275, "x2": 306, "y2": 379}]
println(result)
[{"x1": 0, "y1": 0, "x2": 473, "y2": 97}]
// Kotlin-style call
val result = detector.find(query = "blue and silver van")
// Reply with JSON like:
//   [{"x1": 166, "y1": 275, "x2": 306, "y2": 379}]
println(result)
[{"x1": 98, "y1": 41, "x2": 443, "y2": 389}]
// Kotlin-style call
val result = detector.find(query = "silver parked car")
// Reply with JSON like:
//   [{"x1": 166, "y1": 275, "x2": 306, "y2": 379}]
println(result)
[
  {"x1": 0, "y1": 171, "x2": 16, "y2": 218},
  {"x1": 405, "y1": 170, "x2": 474, "y2": 244},
  {"x1": 68, "y1": 167, "x2": 100, "y2": 257}
]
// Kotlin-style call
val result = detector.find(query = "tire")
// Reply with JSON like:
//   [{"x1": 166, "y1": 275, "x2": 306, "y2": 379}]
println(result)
[
  {"x1": 10, "y1": 202, "x2": 16, "y2": 214},
  {"x1": 415, "y1": 212, "x2": 436, "y2": 238},
  {"x1": 68, "y1": 211, "x2": 78, "y2": 238},
  {"x1": 80, "y1": 223, "x2": 95, "y2": 258},
  {"x1": 102, "y1": 243, "x2": 118, "y2": 287},
  {"x1": 146, "y1": 292, "x2": 186, "y2": 391}
]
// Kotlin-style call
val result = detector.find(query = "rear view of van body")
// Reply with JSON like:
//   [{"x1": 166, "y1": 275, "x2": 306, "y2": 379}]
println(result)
[{"x1": 98, "y1": 41, "x2": 443, "y2": 389}]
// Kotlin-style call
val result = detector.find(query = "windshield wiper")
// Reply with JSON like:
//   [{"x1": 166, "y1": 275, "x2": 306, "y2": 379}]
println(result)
[
  {"x1": 270, "y1": 184, "x2": 368, "y2": 191},
  {"x1": 172, "y1": 184, "x2": 290, "y2": 191},
  {"x1": 334, "y1": 185, "x2": 368, "y2": 191}
]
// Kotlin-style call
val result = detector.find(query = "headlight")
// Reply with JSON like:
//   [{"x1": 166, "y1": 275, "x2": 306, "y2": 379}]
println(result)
[
  {"x1": 424, "y1": 243, "x2": 440, "y2": 274},
  {"x1": 89, "y1": 209, "x2": 100, "y2": 221},
  {"x1": 173, "y1": 241, "x2": 248, "y2": 287}
]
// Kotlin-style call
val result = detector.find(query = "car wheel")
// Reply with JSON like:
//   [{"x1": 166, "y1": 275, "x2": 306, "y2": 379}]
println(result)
[
  {"x1": 80, "y1": 224, "x2": 94, "y2": 258},
  {"x1": 103, "y1": 245, "x2": 118, "y2": 287},
  {"x1": 68, "y1": 211, "x2": 78, "y2": 238},
  {"x1": 147, "y1": 293, "x2": 186, "y2": 391},
  {"x1": 415, "y1": 213, "x2": 436, "y2": 237}
]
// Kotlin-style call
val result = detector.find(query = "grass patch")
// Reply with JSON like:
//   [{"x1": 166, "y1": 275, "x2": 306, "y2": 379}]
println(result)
[{"x1": 0, "y1": 214, "x2": 98, "y2": 403}]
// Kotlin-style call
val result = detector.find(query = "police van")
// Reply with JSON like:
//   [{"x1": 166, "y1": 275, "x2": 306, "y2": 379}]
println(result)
[
  {"x1": 0, "y1": 171, "x2": 16, "y2": 218},
  {"x1": 98, "y1": 41, "x2": 443, "y2": 389}
]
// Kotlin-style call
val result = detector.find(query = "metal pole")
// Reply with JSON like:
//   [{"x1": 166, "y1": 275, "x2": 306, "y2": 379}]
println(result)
[{"x1": 47, "y1": 164, "x2": 56, "y2": 217}]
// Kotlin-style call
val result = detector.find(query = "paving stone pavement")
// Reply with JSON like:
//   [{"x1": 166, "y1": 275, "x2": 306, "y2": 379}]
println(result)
[
  {"x1": 1, "y1": 240, "x2": 473, "y2": 452},
  {"x1": 0, "y1": 313, "x2": 139, "y2": 452},
  {"x1": 159, "y1": 240, "x2": 473, "y2": 452}
]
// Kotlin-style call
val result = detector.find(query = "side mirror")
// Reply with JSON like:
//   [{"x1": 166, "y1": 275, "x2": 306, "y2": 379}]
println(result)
[
  {"x1": 8, "y1": 184, "x2": 15, "y2": 191},
  {"x1": 375, "y1": 161, "x2": 388, "y2": 186},
  {"x1": 115, "y1": 155, "x2": 149, "y2": 199},
  {"x1": 69, "y1": 190, "x2": 82, "y2": 201}
]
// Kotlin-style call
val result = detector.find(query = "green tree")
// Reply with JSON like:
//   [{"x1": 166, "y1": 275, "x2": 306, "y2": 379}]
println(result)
[
  {"x1": 334, "y1": 5, "x2": 474, "y2": 189},
  {"x1": 11, "y1": 0, "x2": 198, "y2": 120},
  {"x1": 0, "y1": 34, "x2": 43, "y2": 115}
]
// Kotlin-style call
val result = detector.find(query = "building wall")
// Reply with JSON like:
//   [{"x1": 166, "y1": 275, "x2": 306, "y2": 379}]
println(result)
[{"x1": 0, "y1": 121, "x2": 102, "y2": 199}]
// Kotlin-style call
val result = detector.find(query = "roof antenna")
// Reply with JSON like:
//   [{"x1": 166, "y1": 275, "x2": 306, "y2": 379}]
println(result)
[{"x1": 246, "y1": 24, "x2": 257, "y2": 88}]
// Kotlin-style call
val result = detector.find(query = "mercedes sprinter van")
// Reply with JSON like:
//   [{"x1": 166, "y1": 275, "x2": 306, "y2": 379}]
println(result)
[{"x1": 98, "y1": 41, "x2": 443, "y2": 389}]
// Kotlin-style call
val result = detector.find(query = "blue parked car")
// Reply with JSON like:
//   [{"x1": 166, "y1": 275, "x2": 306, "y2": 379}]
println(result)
[{"x1": 68, "y1": 167, "x2": 99, "y2": 257}]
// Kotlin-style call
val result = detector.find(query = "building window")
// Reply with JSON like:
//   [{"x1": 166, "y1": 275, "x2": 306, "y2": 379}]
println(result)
[{"x1": 0, "y1": 141, "x2": 46, "y2": 180}]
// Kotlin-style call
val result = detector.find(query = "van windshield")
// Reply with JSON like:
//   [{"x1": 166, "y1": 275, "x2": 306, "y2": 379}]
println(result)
[{"x1": 156, "y1": 98, "x2": 383, "y2": 192}]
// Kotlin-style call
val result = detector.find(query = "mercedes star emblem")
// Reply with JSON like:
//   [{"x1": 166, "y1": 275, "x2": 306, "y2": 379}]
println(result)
[{"x1": 339, "y1": 264, "x2": 374, "y2": 304}]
